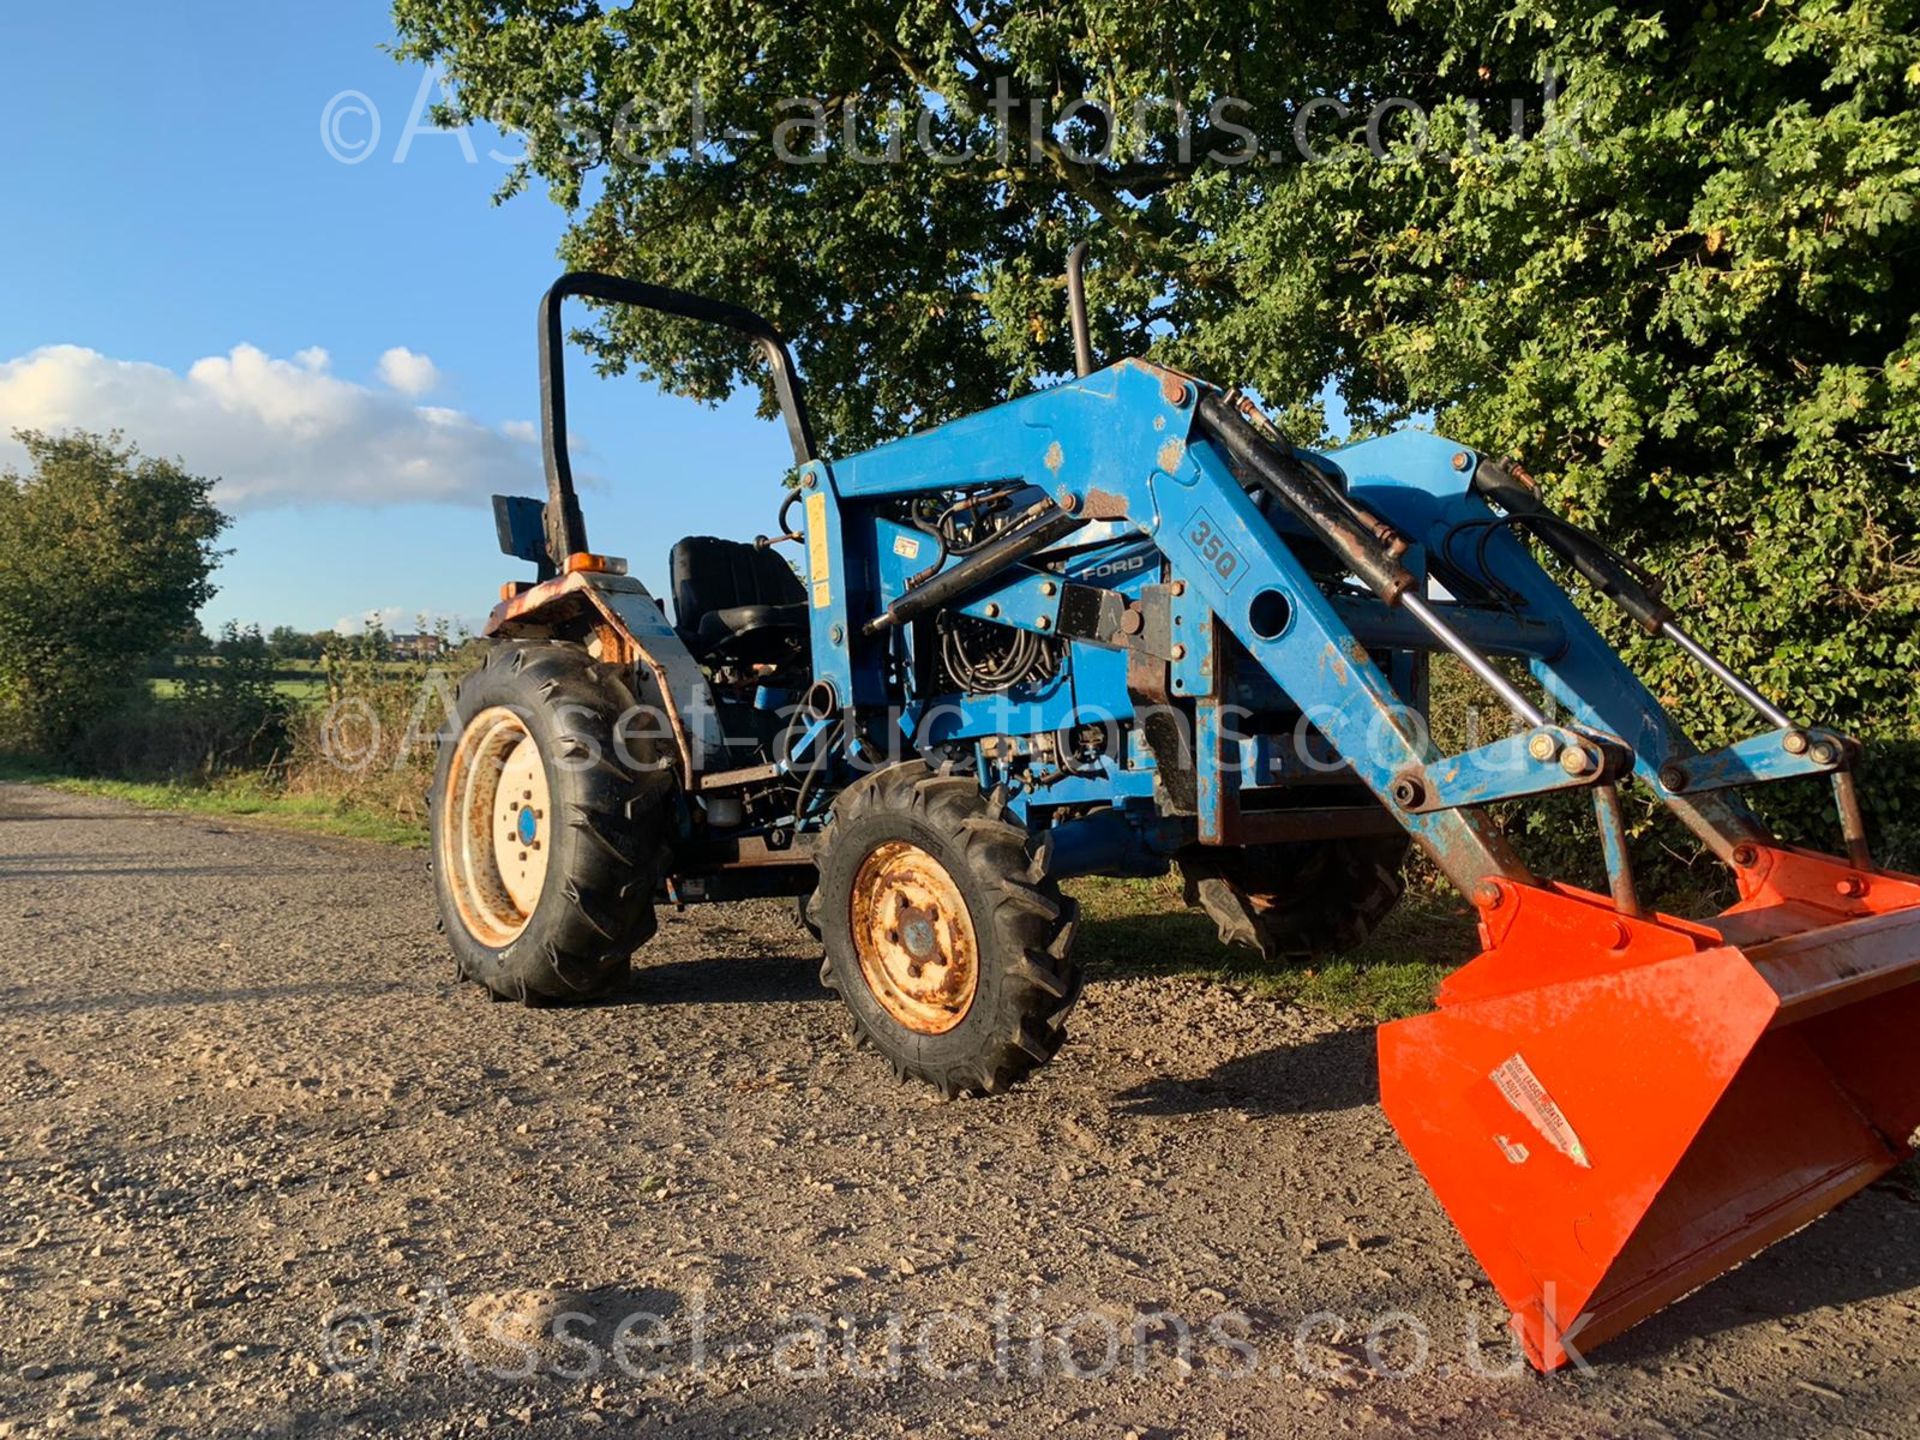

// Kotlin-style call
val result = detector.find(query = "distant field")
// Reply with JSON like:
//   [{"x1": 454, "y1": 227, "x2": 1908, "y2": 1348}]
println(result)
[
  {"x1": 147, "y1": 658, "x2": 427, "y2": 704},
  {"x1": 149, "y1": 676, "x2": 331, "y2": 701}
]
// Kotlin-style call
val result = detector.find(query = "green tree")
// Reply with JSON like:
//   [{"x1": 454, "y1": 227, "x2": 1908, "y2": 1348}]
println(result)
[
  {"x1": 266, "y1": 624, "x2": 309, "y2": 660},
  {"x1": 389, "y1": 0, "x2": 1410, "y2": 448},
  {"x1": 394, "y1": 0, "x2": 1920, "y2": 853},
  {"x1": 0, "y1": 431, "x2": 228, "y2": 752},
  {"x1": 171, "y1": 621, "x2": 290, "y2": 774},
  {"x1": 1201, "y1": 1, "x2": 1920, "y2": 855},
  {"x1": 178, "y1": 619, "x2": 213, "y2": 656}
]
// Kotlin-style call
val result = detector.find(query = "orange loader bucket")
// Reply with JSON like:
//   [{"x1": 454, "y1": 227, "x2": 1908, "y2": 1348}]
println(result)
[{"x1": 1379, "y1": 845, "x2": 1920, "y2": 1371}]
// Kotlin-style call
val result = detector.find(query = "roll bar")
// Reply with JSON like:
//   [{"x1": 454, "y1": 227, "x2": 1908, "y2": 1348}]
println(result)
[{"x1": 537, "y1": 272, "x2": 819, "y2": 559}]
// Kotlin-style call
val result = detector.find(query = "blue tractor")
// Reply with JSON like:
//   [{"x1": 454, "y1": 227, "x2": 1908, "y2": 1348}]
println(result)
[{"x1": 430, "y1": 265, "x2": 1920, "y2": 1370}]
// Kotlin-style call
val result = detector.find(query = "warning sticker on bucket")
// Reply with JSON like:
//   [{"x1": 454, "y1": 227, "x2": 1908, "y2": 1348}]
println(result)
[{"x1": 1491, "y1": 1054, "x2": 1591, "y2": 1169}]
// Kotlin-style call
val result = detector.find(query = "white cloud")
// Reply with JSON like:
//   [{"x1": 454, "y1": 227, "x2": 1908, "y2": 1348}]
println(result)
[
  {"x1": 332, "y1": 606, "x2": 480, "y2": 637},
  {"x1": 376, "y1": 346, "x2": 441, "y2": 396},
  {"x1": 0, "y1": 343, "x2": 540, "y2": 510}
]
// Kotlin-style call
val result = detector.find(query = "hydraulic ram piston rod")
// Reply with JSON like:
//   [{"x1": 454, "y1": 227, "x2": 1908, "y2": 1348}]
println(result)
[
  {"x1": 1658, "y1": 620, "x2": 1793, "y2": 731},
  {"x1": 1400, "y1": 592, "x2": 1548, "y2": 729},
  {"x1": 864, "y1": 505, "x2": 1086, "y2": 635}
]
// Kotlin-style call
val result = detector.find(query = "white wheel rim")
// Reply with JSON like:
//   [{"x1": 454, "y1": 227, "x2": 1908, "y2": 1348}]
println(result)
[{"x1": 442, "y1": 707, "x2": 552, "y2": 947}]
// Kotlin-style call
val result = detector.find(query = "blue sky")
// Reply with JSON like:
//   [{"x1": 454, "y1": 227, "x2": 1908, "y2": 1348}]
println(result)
[{"x1": 0, "y1": 0, "x2": 793, "y2": 634}]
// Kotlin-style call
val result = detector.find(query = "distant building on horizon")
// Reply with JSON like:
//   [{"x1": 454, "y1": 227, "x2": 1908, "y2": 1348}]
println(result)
[{"x1": 389, "y1": 632, "x2": 447, "y2": 661}]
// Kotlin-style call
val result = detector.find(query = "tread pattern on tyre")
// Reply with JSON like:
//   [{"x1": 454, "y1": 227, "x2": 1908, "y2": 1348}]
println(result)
[
  {"x1": 818, "y1": 761, "x2": 1081, "y2": 1099},
  {"x1": 1179, "y1": 834, "x2": 1409, "y2": 962},
  {"x1": 430, "y1": 639, "x2": 674, "y2": 1003}
]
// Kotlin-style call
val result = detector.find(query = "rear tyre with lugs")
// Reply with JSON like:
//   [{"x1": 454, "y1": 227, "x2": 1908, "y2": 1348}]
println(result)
[
  {"x1": 429, "y1": 640, "x2": 675, "y2": 1003},
  {"x1": 1179, "y1": 835, "x2": 1408, "y2": 962},
  {"x1": 817, "y1": 762, "x2": 1080, "y2": 1098}
]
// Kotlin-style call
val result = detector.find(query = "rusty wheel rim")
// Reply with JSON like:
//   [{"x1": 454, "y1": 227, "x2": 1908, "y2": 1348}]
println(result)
[
  {"x1": 849, "y1": 839, "x2": 980, "y2": 1034},
  {"x1": 441, "y1": 707, "x2": 551, "y2": 948}
]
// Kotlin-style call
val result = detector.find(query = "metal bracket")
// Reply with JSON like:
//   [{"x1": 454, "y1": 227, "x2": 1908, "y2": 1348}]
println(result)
[
  {"x1": 1395, "y1": 726, "x2": 1633, "y2": 814},
  {"x1": 1656, "y1": 728, "x2": 1854, "y2": 796}
]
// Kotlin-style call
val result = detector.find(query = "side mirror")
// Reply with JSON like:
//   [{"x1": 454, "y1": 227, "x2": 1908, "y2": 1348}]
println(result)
[{"x1": 492, "y1": 494, "x2": 555, "y2": 579}]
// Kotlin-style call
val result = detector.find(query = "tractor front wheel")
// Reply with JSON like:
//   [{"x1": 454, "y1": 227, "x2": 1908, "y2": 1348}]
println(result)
[
  {"x1": 430, "y1": 640, "x2": 675, "y2": 1003},
  {"x1": 817, "y1": 763, "x2": 1080, "y2": 1098}
]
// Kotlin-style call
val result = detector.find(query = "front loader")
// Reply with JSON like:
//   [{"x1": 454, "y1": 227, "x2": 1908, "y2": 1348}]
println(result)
[{"x1": 429, "y1": 265, "x2": 1920, "y2": 1371}]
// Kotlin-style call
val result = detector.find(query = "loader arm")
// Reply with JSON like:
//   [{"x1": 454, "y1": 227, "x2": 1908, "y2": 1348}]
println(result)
[{"x1": 803, "y1": 357, "x2": 1656, "y2": 896}]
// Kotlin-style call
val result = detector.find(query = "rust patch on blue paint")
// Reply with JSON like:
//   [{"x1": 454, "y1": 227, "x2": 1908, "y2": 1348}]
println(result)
[{"x1": 1322, "y1": 643, "x2": 1350, "y2": 687}]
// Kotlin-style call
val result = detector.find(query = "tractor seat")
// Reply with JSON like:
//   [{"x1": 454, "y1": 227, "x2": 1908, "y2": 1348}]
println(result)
[{"x1": 667, "y1": 535, "x2": 808, "y2": 664}]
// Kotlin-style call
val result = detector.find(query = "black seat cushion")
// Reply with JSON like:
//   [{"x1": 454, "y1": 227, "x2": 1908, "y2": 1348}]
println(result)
[{"x1": 668, "y1": 536, "x2": 807, "y2": 659}]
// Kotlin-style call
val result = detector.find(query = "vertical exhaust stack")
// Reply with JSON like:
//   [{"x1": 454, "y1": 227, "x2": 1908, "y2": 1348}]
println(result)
[{"x1": 1065, "y1": 242, "x2": 1095, "y2": 378}]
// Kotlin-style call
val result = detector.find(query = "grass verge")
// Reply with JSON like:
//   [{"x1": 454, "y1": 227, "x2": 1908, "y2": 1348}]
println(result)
[
  {"x1": 1067, "y1": 872, "x2": 1472, "y2": 1021},
  {"x1": 0, "y1": 756, "x2": 428, "y2": 848}
]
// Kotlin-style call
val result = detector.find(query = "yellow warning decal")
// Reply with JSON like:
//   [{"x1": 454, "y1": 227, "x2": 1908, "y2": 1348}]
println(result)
[{"x1": 805, "y1": 491, "x2": 831, "y2": 608}]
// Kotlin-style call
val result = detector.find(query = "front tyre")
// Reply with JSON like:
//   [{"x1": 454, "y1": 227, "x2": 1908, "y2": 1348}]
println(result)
[
  {"x1": 817, "y1": 763, "x2": 1080, "y2": 1097},
  {"x1": 430, "y1": 640, "x2": 674, "y2": 1003}
]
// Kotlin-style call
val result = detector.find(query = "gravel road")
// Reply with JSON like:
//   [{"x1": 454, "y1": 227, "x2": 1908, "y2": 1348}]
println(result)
[{"x1": 2, "y1": 781, "x2": 1917, "y2": 1438}]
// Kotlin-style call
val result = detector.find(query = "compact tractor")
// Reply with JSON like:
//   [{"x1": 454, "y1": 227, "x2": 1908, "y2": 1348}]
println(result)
[{"x1": 430, "y1": 260, "x2": 1920, "y2": 1370}]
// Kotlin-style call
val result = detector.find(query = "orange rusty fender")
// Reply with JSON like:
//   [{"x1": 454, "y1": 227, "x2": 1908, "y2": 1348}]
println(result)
[{"x1": 485, "y1": 570, "x2": 724, "y2": 785}]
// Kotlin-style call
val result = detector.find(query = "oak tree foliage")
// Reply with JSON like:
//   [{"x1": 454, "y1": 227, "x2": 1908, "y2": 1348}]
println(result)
[{"x1": 394, "y1": 0, "x2": 1920, "y2": 856}]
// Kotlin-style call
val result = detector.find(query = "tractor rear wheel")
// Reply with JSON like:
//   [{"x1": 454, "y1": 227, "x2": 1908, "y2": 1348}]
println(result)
[
  {"x1": 817, "y1": 762, "x2": 1081, "y2": 1098},
  {"x1": 430, "y1": 640, "x2": 675, "y2": 1003},
  {"x1": 1179, "y1": 835, "x2": 1409, "y2": 962}
]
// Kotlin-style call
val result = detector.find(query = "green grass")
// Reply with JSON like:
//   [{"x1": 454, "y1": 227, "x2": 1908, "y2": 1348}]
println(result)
[
  {"x1": 0, "y1": 757, "x2": 426, "y2": 848},
  {"x1": 1066, "y1": 872, "x2": 1473, "y2": 1020},
  {"x1": 146, "y1": 658, "x2": 426, "y2": 703},
  {"x1": 148, "y1": 677, "x2": 330, "y2": 701}
]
